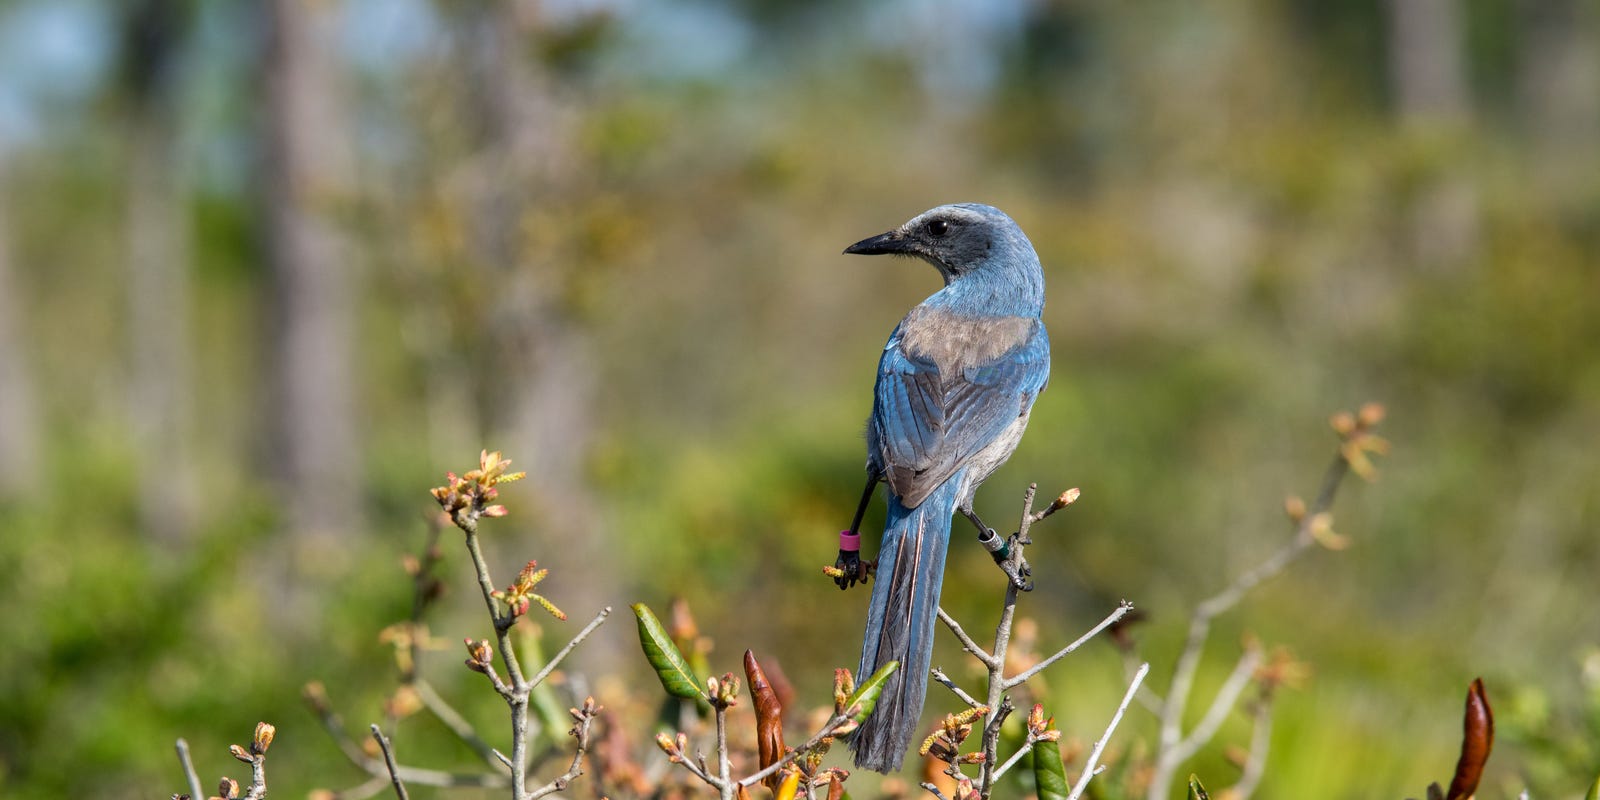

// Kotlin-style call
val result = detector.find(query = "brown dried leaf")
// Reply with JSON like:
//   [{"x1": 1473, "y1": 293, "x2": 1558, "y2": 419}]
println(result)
[
  {"x1": 1444, "y1": 678, "x2": 1493, "y2": 800},
  {"x1": 762, "y1": 654, "x2": 798, "y2": 710},
  {"x1": 744, "y1": 650, "x2": 787, "y2": 791}
]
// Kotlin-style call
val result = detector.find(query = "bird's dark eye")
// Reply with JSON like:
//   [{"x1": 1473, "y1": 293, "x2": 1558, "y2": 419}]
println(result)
[{"x1": 926, "y1": 219, "x2": 950, "y2": 238}]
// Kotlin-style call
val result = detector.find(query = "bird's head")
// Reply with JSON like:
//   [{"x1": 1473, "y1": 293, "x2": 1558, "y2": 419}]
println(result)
[{"x1": 842, "y1": 203, "x2": 1030, "y2": 283}]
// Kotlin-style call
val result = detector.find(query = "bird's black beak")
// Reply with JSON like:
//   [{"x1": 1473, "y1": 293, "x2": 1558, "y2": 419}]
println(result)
[{"x1": 843, "y1": 229, "x2": 912, "y2": 256}]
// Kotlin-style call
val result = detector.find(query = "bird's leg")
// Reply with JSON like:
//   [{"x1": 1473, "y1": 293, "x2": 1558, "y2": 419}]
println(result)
[
  {"x1": 834, "y1": 474, "x2": 879, "y2": 590},
  {"x1": 963, "y1": 504, "x2": 1033, "y2": 592}
]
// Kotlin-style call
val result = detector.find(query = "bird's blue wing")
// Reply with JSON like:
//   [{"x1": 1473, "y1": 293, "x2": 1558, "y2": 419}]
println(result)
[{"x1": 870, "y1": 320, "x2": 1050, "y2": 507}]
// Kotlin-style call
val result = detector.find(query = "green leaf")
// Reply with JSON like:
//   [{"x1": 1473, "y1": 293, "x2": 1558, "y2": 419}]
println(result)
[
  {"x1": 1188, "y1": 775, "x2": 1211, "y2": 800},
  {"x1": 844, "y1": 660, "x2": 899, "y2": 723},
  {"x1": 1586, "y1": 773, "x2": 1600, "y2": 800},
  {"x1": 631, "y1": 603, "x2": 705, "y2": 700},
  {"x1": 1031, "y1": 736, "x2": 1069, "y2": 800}
]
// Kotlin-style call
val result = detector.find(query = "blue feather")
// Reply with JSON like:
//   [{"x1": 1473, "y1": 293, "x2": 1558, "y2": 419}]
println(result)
[{"x1": 842, "y1": 204, "x2": 1052, "y2": 773}]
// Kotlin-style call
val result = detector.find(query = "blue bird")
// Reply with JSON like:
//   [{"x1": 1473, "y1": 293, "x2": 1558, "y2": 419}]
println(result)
[{"x1": 836, "y1": 204, "x2": 1050, "y2": 773}]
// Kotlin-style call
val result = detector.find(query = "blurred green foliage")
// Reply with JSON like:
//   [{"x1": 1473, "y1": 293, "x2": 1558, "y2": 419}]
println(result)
[{"x1": 0, "y1": 0, "x2": 1598, "y2": 797}]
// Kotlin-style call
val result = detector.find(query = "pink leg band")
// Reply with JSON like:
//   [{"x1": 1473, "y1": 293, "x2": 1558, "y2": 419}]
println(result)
[{"x1": 839, "y1": 530, "x2": 861, "y2": 551}]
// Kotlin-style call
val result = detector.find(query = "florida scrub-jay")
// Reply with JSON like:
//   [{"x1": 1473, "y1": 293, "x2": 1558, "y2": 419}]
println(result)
[{"x1": 836, "y1": 204, "x2": 1050, "y2": 772}]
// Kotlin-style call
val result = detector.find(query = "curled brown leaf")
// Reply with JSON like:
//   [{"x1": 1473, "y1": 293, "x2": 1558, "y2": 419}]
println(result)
[
  {"x1": 1445, "y1": 678, "x2": 1493, "y2": 800},
  {"x1": 744, "y1": 650, "x2": 787, "y2": 791}
]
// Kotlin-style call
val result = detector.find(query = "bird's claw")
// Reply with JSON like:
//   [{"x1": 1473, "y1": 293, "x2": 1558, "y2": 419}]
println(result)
[
  {"x1": 1002, "y1": 558, "x2": 1034, "y2": 592},
  {"x1": 990, "y1": 532, "x2": 1033, "y2": 591},
  {"x1": 834, "y1": 548, "x2": 864, "y2": 590}
]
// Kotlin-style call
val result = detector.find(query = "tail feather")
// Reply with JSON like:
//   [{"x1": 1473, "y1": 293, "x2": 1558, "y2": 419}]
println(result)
[{"x1": 850, "y1": 475, "x2": 961, "y2": 773}]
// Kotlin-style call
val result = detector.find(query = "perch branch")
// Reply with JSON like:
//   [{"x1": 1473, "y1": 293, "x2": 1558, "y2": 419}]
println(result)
[
  {"x1": 175, "y1": 738, "x2": 202, "y2": 800},
  {"x1": 370, "y1": 724, "x2": 411, "y2": 800},
  {"x1": 1067, "y1": 662, "x2": 1149, "y2": 800}
]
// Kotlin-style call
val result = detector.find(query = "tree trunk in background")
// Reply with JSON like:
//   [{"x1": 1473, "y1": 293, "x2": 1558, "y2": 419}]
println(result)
[
  {"x1": 464, "y1": 2, "x2": 609, "y2": 637},
  {"x1": 1385, "y1": 0, "x2": 1478, "y2": 271},
  {"x1": 263, "y1": 0, "x2": 360, "y2": 544},
  {"x1": 121, "y1": 0, "x2": 196, "y2": 542},
  {"x1": 0, "y1": 153, "x2": 39, "y2": 499},
  {"x1": 1516, "y1": 0, "x2": 1600, "y2": 189},
  {"x1": 1385, "y1": 0, "x2": 1469, "y2": 123}
]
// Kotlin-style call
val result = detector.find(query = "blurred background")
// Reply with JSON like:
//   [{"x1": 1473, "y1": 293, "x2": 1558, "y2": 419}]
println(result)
[{"x1": 1, "y1": 0, "x2": 1598, "y2": 797}]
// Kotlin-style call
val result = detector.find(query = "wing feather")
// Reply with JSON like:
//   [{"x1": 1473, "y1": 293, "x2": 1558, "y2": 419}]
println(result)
[{"x1": 869, "y1": 318, "x2": 1050, "y2": 507}]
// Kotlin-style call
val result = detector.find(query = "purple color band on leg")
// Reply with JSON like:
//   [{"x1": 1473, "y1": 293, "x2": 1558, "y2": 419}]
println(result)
[{"x1": 840, "y1": 530, "x2": 861, "y2": 551}]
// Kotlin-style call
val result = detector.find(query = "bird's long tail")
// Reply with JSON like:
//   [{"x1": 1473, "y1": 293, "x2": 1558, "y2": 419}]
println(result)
[{"x1": 850, "y1": 473, "x2": 962, "y2": 773}]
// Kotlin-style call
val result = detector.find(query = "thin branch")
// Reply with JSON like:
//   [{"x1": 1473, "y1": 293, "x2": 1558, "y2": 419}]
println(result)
[
  {"x1": 1167, "y1": 647, "x2": 1263, "y2": 769},
  {"x1": 737, "y1": 713, "x2": 853, "y2": 789},
  {"x1": 370, "y1": 724, "x2": 411, "y2": 800},
  {"x1": 175, "y1": 738, "x2": 202, "y2": 800},
  {"x1": 245, "y1": 752, "x2": 267, "y2": 800},
  {"x1": 715, "y1": 705, "x2": 733, "y2": 800},
  {"x1": 460, "y1": 525, "x2": 528, "y2": 683},
  {"x1": 920, "y1": 782, "x2": 953, "y2": 800},
  {"x1": 1151, "y1": 452, "x2": 1350, "y2": 800},
  {"x1": 526, "y1": 607, "x2": 611, "y2": 689},
  {"x1": 1028, "y1": 487, "x2": 1081, "y2": 524},
  {"x1": 976, "y1": 484, "x2": 1038, "y2": 796},
  {"x1": 1004, "y1": 600, "x2": 1134, "y2": 690},
  {"x1": 1228, "y1": 697, "x2": 1275, "y2": 800},
  {"x1": 675, "y1": 751, "x2": 724, "y2": 789},
  {"x1": 509, "y1": 701, "x2": 531, "y2": 794},
  {"x1": 414, "y1": 678, "x2": 508, "y2": 772},
  {"x1": 329, "y1": 775, "x2": 391, "y2": 800},
  {"x1": 937, "y1": 607, "x2": 997, "y2": 667},
  {"x1": 459, "y1": 521, "x2": 532, "y2": 797},
  {"x1": 1066, "y1": 662, "x2": 1149, "y2": 800},
  {"x1": 306, "y1": 687, "x2": 510, "y2": 789},
  {"x1": 526, "y1": 703, "x2": 598, "y2": 800},
  {"x1": 931, "y1": 667, "x2": 984, "y2": 709},
  {"x1": 990, "y1": 736, "x2": 1040, "y2": 782}
]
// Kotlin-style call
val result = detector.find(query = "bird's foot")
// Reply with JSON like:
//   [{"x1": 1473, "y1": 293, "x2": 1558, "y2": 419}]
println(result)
[
  {"x1": 831, "y1": 549, "x2": 877, "y2": 590},
  {"x1": 1000, "y1": 555, "x2": 1033, "y2": 592},
  {"x1": 987, "y1": 532, "x2": 1033, "y2": 591}
]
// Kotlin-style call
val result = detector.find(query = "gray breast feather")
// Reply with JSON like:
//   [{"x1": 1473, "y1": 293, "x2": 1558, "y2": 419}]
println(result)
[{"x1": 956, "y1": 407, "x2": 1032, "y2": 506}]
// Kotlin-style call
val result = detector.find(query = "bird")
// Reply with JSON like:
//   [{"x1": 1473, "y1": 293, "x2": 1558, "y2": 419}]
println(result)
[{"x1": 835, "y1": 203, "x2": 1051, "y2": 773}]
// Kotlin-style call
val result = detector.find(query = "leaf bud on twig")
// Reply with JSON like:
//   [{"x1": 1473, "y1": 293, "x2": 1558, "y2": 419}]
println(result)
[{"x1": 251, "y1": 721, "x2": 275, "y2": 755}]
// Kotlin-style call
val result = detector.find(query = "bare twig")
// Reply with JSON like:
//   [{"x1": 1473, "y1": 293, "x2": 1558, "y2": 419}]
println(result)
[
  {"x1": 715, "y1": 704, "x2": 733, "y2": 800},
  {"x1": 736, "y1": 713, "x2": 854, "y2": 789},
  {"x1": 928, "y1": 482, "x2": 1116, "y2": 799},
  {"x1": 990, "y1": 734, "x2": 1041, "y2": 782},
  {"x1": 1148, "y1": 447, "x2": 1356, "y2": 800},
  {"x1": 1228, "y1": 697, "x2": 1275, "y2": 799},
  {"x1": 246, "y1": 753, "x2": 267, "y2": 800},
  {"x1": 1004, "y1": 601, "x2": 1134, "y2": 690},
  {"x1": 682, "y1": 757, "x2": 724, "y2": 789},
  {"x1": 526, "y1": 700, "x2": 599, "y2": 800},
  {"x1": 457, "y1": 518, "x2": 533, "y2": 795},
  {"x1": 1067, "y1": 662, "x2": 1149, "y2": 800},
  {"x1": 921, "y1": 781, "x2": 953, "y2": 800},
  {"x1": 931, "y1": 666, "x2": 984, "y2": 709},
  {"x1": 975, "y1": 484, "x2": 1040, "y2": 797},
  {"x1": 175, "y1": 738, "x2": 202, "y2": 800},
  {"x1": 526, "y1": 607, "x2": 611, "y2": 689},
  {"x1": 305, "y1": 685, "x2": 510, "y2": 789},
  {"x1": 413, "y1": 678, "x2": 508, "y2": 772},
  {"x1": 938, "y1": 607, "x2": 997, "y2": 667},
  {"x1": 370, "y1": 724, "x2": 411, "y2": 800},
  {"x1": 1162, "y1": 647, "x2": 1263, "y2": 773},
  {"x1": 327, "y1": 776, "x2": 391, "y2": 800}
]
